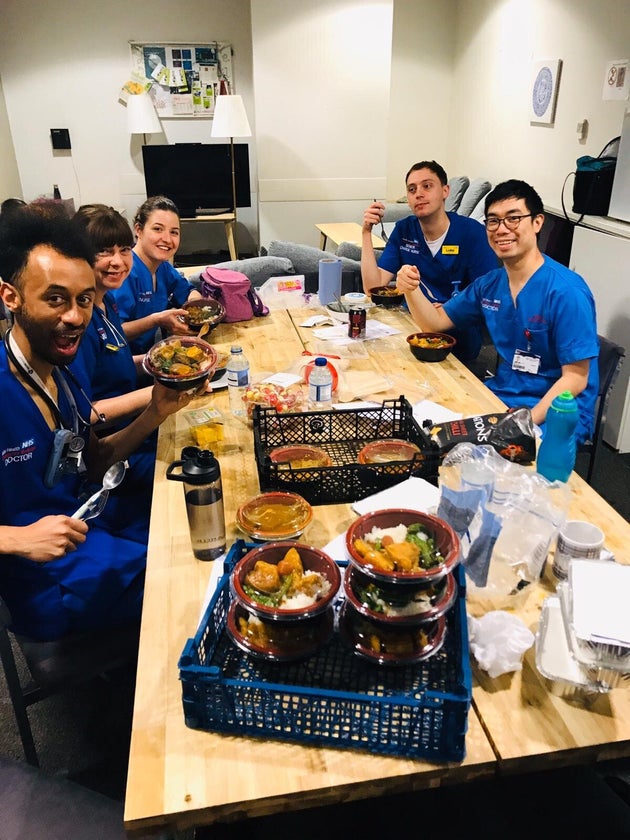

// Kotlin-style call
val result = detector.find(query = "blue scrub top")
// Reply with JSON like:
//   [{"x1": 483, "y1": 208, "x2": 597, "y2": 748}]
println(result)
[
  {"x1": 377, "y1": 212, "x2": 498, "y2": 360},
  {"x1": 0, "y1": 347, "x2": 147, "y2": 641},
  {"x1": 444, "y1": 255, "x2": 599, "y2": 443},
  {"x1": 111, "y1": 252, "x2": 194, "y2": 355},
  {"x1": 70, "y1": 293, "x2": 137, "y2": 401}
]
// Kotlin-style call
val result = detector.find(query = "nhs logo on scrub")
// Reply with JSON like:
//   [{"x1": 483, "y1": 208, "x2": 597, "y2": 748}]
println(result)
[{"x1": 2, "y1": 438, "x2": 36, "y2": 466}]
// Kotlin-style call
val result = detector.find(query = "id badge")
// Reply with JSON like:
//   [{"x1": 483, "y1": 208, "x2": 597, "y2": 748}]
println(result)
[{"x1": 512, "y1": 349, "x2": 540, "y2": 374}]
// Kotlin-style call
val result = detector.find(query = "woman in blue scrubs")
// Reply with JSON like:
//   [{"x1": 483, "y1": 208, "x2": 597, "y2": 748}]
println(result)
[
  {"x1": 70, "y1": 206, "x2": 158, "y2": 537},
  {"x1": 111, "y1": 196, "x2": 200, "y2": 355}
]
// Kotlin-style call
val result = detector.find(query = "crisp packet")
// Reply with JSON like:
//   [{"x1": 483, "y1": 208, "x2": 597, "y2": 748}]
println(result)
[{"x1": 183, "y1": 406, "x2": 224, "y2": 447}]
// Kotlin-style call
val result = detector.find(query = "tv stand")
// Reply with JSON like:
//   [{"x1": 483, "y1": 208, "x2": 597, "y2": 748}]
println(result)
[
  {"x1": 179, "y1": 212, "x2": 238, "y2": 260},
  {"x1": 195, "y1": 207, "x2": 231, "y2": 216}
]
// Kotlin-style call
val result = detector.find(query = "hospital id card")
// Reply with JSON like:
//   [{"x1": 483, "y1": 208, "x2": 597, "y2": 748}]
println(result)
[{"x1": 512, "y1": 349, "x2": 540, "y2": 374}]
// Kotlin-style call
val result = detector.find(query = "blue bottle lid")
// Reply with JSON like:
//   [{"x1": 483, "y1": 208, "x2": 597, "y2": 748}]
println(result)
[{"x1": 552, "y1": 390, "x2": 578, "y2": 411}]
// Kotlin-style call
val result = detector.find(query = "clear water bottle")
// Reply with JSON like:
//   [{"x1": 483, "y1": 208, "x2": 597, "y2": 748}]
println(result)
[
  {"x1": 536, "y1": 390, "x2": 579, "y2": 483},
  {"x1": 166, "y1": 447, "x2": 226, "y2": 561},
  {"x1": 308, "y1": 357, "x2": 333, "y2": 411},
  {"x1": 227, "y1": 345, "x2": 250, "y2": 416}
]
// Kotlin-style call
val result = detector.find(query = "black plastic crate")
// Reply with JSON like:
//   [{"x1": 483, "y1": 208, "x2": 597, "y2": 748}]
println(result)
[
  {"x1": 253, "y1": 398, "x2": 440, "y2": 505},
  {"x1": 178, "y1": 540, "x2": 471, "y2": 764}
]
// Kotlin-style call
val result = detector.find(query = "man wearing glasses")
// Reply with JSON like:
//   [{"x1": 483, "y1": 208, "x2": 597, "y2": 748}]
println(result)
[
  {"x1": 395, "y1": 179, "x2": 599, "y2": 443},
  {"x1": 361, "y1": 161, "x2": 497, "y2": 363}
]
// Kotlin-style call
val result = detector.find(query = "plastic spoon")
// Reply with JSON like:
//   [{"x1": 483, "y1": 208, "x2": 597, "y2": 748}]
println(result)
[{"x1": 72, "y1": 461, "x2": 127, "y2": 521}]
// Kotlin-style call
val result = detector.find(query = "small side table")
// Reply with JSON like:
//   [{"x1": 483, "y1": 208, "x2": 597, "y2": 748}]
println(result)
[
  {"x1": 181, "y1": 213, "x2": 238, "y2": 260},
  {"x1": 315, "y1": 222, "x2": 386, "y2": 251}
]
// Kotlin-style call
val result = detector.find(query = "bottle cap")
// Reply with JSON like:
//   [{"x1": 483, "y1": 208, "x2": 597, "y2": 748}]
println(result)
[
  {"x1": 315, "y1": 357, "x2": 327, "y2": 366},
  {"x1": 553, "y1": 390, "x2": 577, "y2": 410},
  {"x1": 230, "y1": 345, "x2": 242, "y2": 354},
  {"x1": 182, "y1": 447, "x2": 220, "y2": 484}
]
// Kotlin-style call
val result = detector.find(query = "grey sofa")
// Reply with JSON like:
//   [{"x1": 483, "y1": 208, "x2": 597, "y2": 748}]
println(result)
[{"x1": 180, "y1": 177, "x2": 492, "y2": 290}]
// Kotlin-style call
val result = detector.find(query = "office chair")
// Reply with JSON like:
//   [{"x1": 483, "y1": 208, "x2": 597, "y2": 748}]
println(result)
[
  {"x1": 580, "y1": 335, "x2": 626, "y2": 485},
  {"x1": 0, "y1": 594, "x2": 139, "y2": 766}
]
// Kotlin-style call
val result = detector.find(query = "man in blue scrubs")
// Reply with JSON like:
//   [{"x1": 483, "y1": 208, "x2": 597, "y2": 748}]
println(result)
[
  {"x1": 0, "y1": 210, "x2": 197, "y2": 640},
  {"x1": 394, "y1": 179, "x2": 599, "y2": 444},
  {"x1": 361, "y1": 161, "x2": 497, "y2": 361}
]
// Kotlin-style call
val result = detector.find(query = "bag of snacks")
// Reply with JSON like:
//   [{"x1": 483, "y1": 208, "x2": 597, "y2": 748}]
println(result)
[{"x1": 423, "y1": 407, "x2": 536, "y2": 464}]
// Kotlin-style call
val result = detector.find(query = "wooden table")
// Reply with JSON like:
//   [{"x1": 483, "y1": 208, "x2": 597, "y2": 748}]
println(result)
[
  {"x1": 180, "y1": 212, "x2": 237, "y2": 260},
  {"x1": 316, "y1": 222, "x2": 386, "y2": 251},
  {"x1": 124, "y1": 306, "x2": 630, "y2": 835}
]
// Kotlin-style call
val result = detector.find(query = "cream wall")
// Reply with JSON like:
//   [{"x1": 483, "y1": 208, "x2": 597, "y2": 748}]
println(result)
[
  {"x1": 0, "y1": 76, "x2": 22, "y2": 201},
  {"x1": 251, "y1": 0, "x2": 394, "y2": 247},
  {"x1": 0, "y1": 0, "x2": 628, "y2": 251},
  {"x1": 387, "y1": 0, "x2": 457, "y2": 199},
  {"x1": 0, "y1": 0, "x2": 256, "y2": 252},
  {"x1": 450, "y1": 0, "x2": 630, "y2": 207}
]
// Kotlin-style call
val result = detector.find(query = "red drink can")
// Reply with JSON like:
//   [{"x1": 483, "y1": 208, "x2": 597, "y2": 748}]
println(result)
[{"x1": 348, "y1": 307, "x2": 366, "y2": 339}]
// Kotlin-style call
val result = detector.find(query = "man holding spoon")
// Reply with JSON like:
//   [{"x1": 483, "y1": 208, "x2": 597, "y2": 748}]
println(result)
[
  {"x1": 361, "y1": 160, "x2": 497, "y2": 363},
  {"x1": 0, "y1": 210, "x2": 197, "y2": 640}
]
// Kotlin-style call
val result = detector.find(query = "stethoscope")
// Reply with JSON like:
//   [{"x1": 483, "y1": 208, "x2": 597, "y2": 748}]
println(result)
[{"x1": 3, "y1": 329, "x2": 106, "y2": 429}]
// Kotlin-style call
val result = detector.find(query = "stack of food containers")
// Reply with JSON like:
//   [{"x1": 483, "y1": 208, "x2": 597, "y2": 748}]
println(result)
[
  {"x1": 226, "y1": 541, "x2": 341, "y2": 663},
  {"x1": 340, "y1": 509, "x2": 461, "y2": 665}
]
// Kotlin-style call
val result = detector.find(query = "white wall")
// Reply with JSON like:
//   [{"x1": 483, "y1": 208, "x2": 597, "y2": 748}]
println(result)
[
  {"x1": 0, "y1": 0, "x2": 256, "y2": 253},
  {"x1": 251, "y1": 0, "x2": 394, "y2": 247},
  {"x1": 450, "y1": 0, "x2": 630, "y2": 207},
  {"x1": 1, "y1": 0, "x2": 629, "y2": 250},
  {"x1": 387, "y1": 0, "x2": 457, "y2": 200},
  {"x1": 0, "y1": 76, "x2": 22, "y2": 201}
]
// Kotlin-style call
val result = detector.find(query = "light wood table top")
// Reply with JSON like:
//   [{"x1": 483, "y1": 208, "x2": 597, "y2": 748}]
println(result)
[
  {"x1": 124, "y1": 306, "x2": 630, "y2": 834},
  {"x1": 316, "y1": 222, "x2": 386, "y2": 251}
]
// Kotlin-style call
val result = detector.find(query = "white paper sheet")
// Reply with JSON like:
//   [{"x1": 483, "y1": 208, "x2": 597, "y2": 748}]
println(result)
[
  {"x1": 352, "y1": 476, "x2": 440, "y2": 515},
  {"x1": 413, "y1": 399, "x2": 463, "y2": 425},
  {"x1": 570, "y1": 560, "x2": 630, "y2": 646}
]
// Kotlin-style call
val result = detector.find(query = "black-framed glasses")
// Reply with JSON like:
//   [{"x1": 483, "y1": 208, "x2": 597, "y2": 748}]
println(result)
[{"x1": 483, "y1": 214, "x2": 533, "y2": 231}]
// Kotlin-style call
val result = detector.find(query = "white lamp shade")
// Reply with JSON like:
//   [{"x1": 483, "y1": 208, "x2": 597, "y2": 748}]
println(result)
[
  {"x1": 126, "y1": 93, "x2": 162, "y2": 135},
  {"x1": 210, "y1": 95, "x2": 251, "y2": 138}
]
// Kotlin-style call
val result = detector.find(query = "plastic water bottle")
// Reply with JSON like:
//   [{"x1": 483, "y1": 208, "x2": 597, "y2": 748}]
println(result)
[
  {"x1": 536, "y1": 390, "x2": 579, "y2": 482},
  {"x1": 308, "y1": 357, "x2": 333, "y2": 411},
  {"x1": 227, "y1": 345, "x2": 250, "y2": 416}
]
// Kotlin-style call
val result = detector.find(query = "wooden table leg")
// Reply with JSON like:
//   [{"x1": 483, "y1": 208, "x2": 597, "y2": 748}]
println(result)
[
  {"x1": 224, "y1": 219, "x2": 238, "y2": 260},
  {"x1": 319, "y1": 232, "x2": 328, "y2": 250}
]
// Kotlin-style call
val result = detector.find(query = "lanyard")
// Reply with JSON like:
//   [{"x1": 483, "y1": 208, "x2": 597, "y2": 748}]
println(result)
[
  {"x1": 4, "y1": 329, "x2": 103, "y2": 429},
  {"x1": 98, "y1": 303, "x2": 127, "y2": 352}
]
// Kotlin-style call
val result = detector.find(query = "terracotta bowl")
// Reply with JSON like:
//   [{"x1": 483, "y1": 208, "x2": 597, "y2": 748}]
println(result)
[
  {"x1": 180, "y1": 297, "x2": 226, "y2": 334},
  {"x1": 343, "y1": 564, "x2": 457, "y2": 625},
  {"x1": 142, "y1": 335, "x2": 217, "y2": 391},
  {"x1": 345, "y1": 509, "x2": 460, "y2": 584},
  {"x1": 236, "y1": 491, "x2": 313, "y2": 541},
  {"x1": 226, "y1": 601, "x2": 334, "y2": 662},
  {"x1": 357, "y1": 439, "x2": 421, "y2": 465},
  {"x1": 338, "y1": 600, "x2": 447, "y2": 666},
  {"x1": 230, "y1": 541, "x2": 341, "y2": 621},
  {"x1": 269, "y1": 445, "x2": 333, "y2": 470}
]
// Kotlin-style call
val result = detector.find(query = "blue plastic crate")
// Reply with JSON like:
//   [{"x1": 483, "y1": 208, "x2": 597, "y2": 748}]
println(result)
[{"x1": 179, "y1": 540, "x2": 472, "y2": 763}]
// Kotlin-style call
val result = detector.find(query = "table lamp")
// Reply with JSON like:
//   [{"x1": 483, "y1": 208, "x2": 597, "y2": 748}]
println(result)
[
  {"x1": 126, "y1": 92, "x2": 162, "y2": 144},
  {"x1": 210, "y1": 95, "x2": 252, "y2": 242}
]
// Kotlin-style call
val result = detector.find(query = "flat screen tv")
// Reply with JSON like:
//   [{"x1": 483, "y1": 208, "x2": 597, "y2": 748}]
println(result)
[{"x1": 141, "y1": 143, "x2": 251, "y2": 218}]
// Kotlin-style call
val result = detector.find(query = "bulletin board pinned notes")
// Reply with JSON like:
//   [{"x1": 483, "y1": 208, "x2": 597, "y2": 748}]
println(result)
[{"x1": 128, "y1": 41, "x2": 234, "y2": 118}]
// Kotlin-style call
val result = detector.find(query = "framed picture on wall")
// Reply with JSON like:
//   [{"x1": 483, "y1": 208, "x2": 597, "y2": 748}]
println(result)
[{"x1": 530, "y1": 59, "x2": 562, "y2": 126}]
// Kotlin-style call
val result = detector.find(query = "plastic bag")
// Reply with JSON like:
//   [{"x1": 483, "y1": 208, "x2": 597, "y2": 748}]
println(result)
[
  {"x1": 257, "y1": 275, "x2": 314, "y2": 311},
  {"x1": 468, "y1": 611, "x2": 534, "y2": 678},
  {"x1": 437, "y1": 443, "x2": 570, "y2": 595}
]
